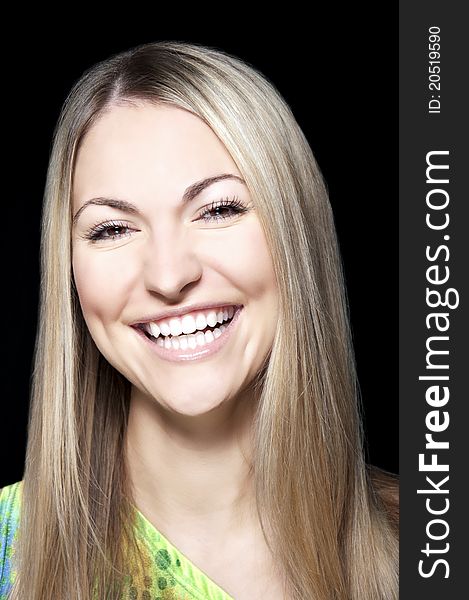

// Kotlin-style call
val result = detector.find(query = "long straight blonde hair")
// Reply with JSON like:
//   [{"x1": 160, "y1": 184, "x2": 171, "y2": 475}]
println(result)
[{"x1": 12, "y1": 41, "x2": 398, "y2": 599}]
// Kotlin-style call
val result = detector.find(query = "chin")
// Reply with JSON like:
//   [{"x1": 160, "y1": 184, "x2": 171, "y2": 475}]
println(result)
[{"x1": 157, "y1": 390, "x2": 229, "y2": 417}]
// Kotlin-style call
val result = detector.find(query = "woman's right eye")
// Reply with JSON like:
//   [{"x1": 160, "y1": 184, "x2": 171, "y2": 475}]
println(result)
[{"x1": 84, "y1": 221, "x2": 134, "y2": 243}]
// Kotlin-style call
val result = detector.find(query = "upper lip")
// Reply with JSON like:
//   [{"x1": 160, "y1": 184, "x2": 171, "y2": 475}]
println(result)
[{"x1": 130, "y1": 302, "x2": 243, "y2": 326}]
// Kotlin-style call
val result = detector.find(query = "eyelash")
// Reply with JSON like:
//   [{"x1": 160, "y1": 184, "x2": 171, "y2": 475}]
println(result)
[{"x1": 82, "y1": 196, "x2": 248, "y2": 243}]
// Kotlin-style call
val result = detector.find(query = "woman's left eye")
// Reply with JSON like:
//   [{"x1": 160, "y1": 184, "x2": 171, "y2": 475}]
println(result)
[{"x1": 197, "y1": 196, "x2": 248, "y2": 222}]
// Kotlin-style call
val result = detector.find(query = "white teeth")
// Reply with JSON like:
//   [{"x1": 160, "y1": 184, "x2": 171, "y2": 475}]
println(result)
[
  {"x1": 144, "y1": 305, "x2": 238, "y2": 340},
  {"x1": 181, "y1": 314, "x2": 197, "y2": 334},
  {"x1": 206, "y1": 310, "x2": 218, "y2": 328},
  {"x1": 159, "y1": 321, "x2": 171, "y2": 336},
  {"x1": 195, "y1": 313, "x2": 207, "y2": 330},
  {"x1": 149, "y1": 322, "x2": 160, "y2": 338},
  {"x1": 149, "y1": 326, "x2": 227, "y2": 350},
  {"x1": 169, "y1": 318, "x2": 183, "y2": 337}
]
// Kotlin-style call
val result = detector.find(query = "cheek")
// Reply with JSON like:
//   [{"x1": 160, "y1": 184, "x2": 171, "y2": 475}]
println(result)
[
  {"x1": 213, "y1": 219, "x2": 277, "y2": 297},
  {"x1": 72, "y1": 248, "x2": 130, "y2": 324}
]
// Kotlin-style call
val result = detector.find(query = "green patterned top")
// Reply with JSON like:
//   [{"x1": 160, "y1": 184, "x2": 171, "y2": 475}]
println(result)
[{"x1": 0, "y1": 482, "x2": 235, "y2": 600}]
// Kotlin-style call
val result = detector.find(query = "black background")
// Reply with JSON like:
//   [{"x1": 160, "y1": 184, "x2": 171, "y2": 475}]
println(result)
[{"x1": 1, "y1": 16, "x2": 397, "y2": 488}]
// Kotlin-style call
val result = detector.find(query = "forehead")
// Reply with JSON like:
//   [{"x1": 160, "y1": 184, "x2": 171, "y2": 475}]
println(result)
[{"x1": 72, "y1": 103, "x2": 240, "y2": 207}]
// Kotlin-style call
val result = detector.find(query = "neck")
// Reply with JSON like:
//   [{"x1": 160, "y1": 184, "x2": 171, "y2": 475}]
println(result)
[{"x1": 125, "y1": 385, "x2": 259, "y2": 541}]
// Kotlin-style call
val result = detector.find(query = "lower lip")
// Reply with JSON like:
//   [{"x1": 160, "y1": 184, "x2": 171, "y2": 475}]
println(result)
[{"x1": 132, "y1": 305, "x2": 243, "y2": 363}]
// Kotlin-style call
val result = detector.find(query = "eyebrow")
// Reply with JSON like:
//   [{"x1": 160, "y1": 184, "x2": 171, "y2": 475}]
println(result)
[{"x1": 72, "y1": 173, "x2": 246, "y2": 226}]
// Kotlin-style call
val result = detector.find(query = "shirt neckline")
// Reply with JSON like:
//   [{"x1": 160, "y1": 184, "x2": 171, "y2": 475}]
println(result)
[
  {"x1": 133, "y1": 506, "x2": 235, "y2": 600},
  {"x1": 2, "y1": 483, "x2": 235, "y2": 599}
]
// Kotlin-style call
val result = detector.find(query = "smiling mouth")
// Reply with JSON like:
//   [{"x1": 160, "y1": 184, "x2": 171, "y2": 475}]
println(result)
[
  {"x1": 133, "y1": 305, "x2": 243, "y2": 359},
  {"x1": 136, "y1": 305, "x2": 238, "y2": 343},
  {"x1": 138, "y1": 315, "x2": 234, "y2": 345}
]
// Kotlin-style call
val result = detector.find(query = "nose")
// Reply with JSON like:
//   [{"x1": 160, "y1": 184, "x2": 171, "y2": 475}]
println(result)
[{"x1": 142, "y1": 226, "x2": 203, "y2": 299}]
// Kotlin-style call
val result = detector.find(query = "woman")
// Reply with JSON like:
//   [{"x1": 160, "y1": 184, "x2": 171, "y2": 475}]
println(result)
[{"x1": 0, "y1": 41, "x2": 398, "y2": 599}]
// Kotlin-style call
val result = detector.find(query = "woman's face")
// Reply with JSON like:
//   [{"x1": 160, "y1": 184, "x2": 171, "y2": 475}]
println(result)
[{"x1": 72, "y1": 103, "x2": 278, "y2": 416}]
